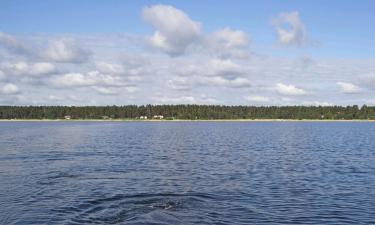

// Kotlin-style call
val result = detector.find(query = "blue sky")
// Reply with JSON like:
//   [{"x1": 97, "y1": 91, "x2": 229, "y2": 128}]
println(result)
[
  {"x1": 2, "y1": 0, "x2": 375, "y2": 58},
  {"x1": 0, "y1": 0, "x2": 375, "y2": 105}
]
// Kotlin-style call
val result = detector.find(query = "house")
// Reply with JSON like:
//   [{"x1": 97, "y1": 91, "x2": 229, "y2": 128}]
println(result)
[
  {"x1": 101, "y1": 116, "x2": 109, "y2": 120},
  {"x1": 64, "y1": 115, "x2": 71, "y2": 120},
  {"x1": 140, "y1": 116, "x2": 147, "y2": 120},
  {"x1": 153, "y1": 115, "x2": 164, "y2": 119}
]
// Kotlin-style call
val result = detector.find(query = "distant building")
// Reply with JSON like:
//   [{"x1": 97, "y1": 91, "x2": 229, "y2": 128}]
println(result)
[
  {"x1": 140, "y1": 116, "x2": 148, "y2": 120},
  {"x1": 64, "y1": 115, "x2": 71, "y2": 120},
  {"x1": 101, "y1": 116, "x2": 109, "y2": 120},
  {"x1": 153, "y1": 115, "x2": 164, "y2": 119}
]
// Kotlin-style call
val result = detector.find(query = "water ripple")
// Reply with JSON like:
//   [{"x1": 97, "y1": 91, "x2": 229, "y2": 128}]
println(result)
[{"x1": 1, "y1": 121, "x2": 375, "y2": 224}]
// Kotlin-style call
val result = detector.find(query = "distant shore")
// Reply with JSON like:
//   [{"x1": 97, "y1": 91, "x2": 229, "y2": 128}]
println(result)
[{"x1": 1, "y1": 119, "x2": 374, "y2": 122}]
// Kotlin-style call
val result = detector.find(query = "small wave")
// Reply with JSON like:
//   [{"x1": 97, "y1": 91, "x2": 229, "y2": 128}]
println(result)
[
  {"x1": 36, "y1": 171, "x2": 80, "y2": 185},
  {"x1": 60, "y1": 192, "x2": 213, "y2": 224},
  {"x1": 48, "y1": 172, "x2": 80, "y2": 179}
]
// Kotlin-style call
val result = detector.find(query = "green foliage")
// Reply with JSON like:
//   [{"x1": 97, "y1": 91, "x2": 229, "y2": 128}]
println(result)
[{"x1": 0, "y1": 105, "x2": 374, "y2": 120}]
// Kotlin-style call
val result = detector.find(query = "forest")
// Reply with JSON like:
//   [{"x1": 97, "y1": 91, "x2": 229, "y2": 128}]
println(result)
[{"x1": 0, "y1": 105, "x2": 374, "y2": 120}]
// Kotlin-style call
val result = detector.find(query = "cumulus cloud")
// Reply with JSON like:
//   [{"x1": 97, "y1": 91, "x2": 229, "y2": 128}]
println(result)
[
  {"x1": 49, "y1": 72, "x2": 97, "y2": 87},
  {"x1": 167, "y1": 77, "x2": 193, "y2": 90},
  {"x1": 245, "y1": 95, "x2": 270, "y2": 103},
  {"x1": 209, "y1": 76, "x2": 251, "y2": 88},
  {"x1": 47, "y1": 94, "x2": 88, "y2": 104},
  {"x1": 272, "y1": 11, "x2": 307, "y2": 47},
  {"x1": 0, "y1": 32, "x2": 31, "y2": 55},
  {"x1": 48, "y1": 71, "x2": 133, "y2": 88},
  {"x1": 1, "y1": 83, "x2": 20, "y2": 95},
  {"x1": 276, "y1": 83, "x2": 307, "y2": 95},
  {"x1": 96, "y1": 62, "x2": 125, "y2": 75},
  {"x1": 1, "y1": 62, "x2": 56, "y2": 77},
  {"x1": 1, "y1": 8, "x2": 374, "y2": 106},
  {"x1": 152, "y1": 95, "x2": 218, "y2": 105},
  {"x1": 360, "y1": 73, "x2": 375, "y2": 90},
  {"x1": 301, "y1": 101, "x2": 333, "y2": 106},
  {"x1": 202, "y1": 59, "x2": 250, "y2": 88},
  {"x1": 92, "y1": 87, "x2": 120, "y2": 95},
  {"x1": 205, "y1": 59, "x2": 245, "y2": 78},
  {"x1": 42, "y1": 39, "x2": 91, "y2": 63},
  {"x1": 96, "y1": 58, "x2": 150, "y2": 78},
  {"x1": 142, "y1": 5, "x2": 251, "y2": 58},
  {"x1": 336, "y1": 82, "x2": 361, "y2": 94},
  {"x1": 205, "y1": 27, "x2": 250, "y2": 58},
  {"x1": 169, "y1": 58, "x2": 250, "y2": 89},
  {"x1": 177, "y1": 58, "x2": 245, "y2": 79},
  {"x1": 168, "y1": 75, "x2": 251, "y2": 90},
  {"x1": 299, "y1": 55, "x2": 315, "y2": 68},
  {"x1": 0, "y1": 70, "x2": 5, "y2": 81},
  {"x1": 92, "y1": 86, "x2": 137, "y2": 96},
  {"x1": 142, "y1": 4, "x2": 201, "y2": 56},
  {"x1": 366, "y1": 100, "x2": 375, "y2": 106},
  {"x1": 0, "y1": 32, "x2": 90, "y2": 63}
]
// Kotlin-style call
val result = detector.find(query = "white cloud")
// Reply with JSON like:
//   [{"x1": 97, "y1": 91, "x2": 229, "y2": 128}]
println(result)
[
  {"x1": 92, "y1": 87, "x2": 120, "y2": 95},
  {"x1": 95, "y1": 55, "x2": 151, "y2": 80},
  {"x1": 1, "y1": 62, "x2": 56, "y2": 77},
  {"x1": 167, "y1": 77, "x2": 193, "y2": 90},
  {"x1": 177, "y1": 58, "x2": 245, "y2": 79},
  {"x1": 142, "y1": 6, "x2": 250, "y2": 58},
  {"x1": 360, "y1": 72, "x2": 375, "y2": 90},
  {"x1": 1, "y1": 15, "x2": 374, "y2": 106},
  {"x1": 29, "y1": 62, "x2": 56, "y2": 76},
  {"x1": 49, "y1": 73, "x2": 96, "y2": 87},
  {"x1": 48, "y1": 95, "x2": 63, "y2": 101},
  {"x1": 121, "y1": 54, "x2": 151, "y2": 69},
  {"x1": 206, "y1": 28, "x2": 250, "y2": 58},
  {"x1": 245, "y1": 95, "x2": 270, "y2": 103},
  {"x1": 272, "y1": 11, "x2": 307, "y2": 47},
  {"x1": 301, "y1": 101, "x2": 333, "y2": 106},
  {"x1": 366, "y1": 100, "x2": 375, "y2": 106},
  {"x1": 95, "y1": 60, "x2": 149, "y2": 78},
  {"x1": 42, "y1": 39, "x2": 91, "y2": 63},
  {"x1": 336, "y1": 82, "x2": 361, "y2": 94},
  {"x1": 142, "y1": 4, "x2": 201, "y2": 55},
  {"x1": 96, "y1": 62, "x2": 125, "y2": 75},
  {"x1": 48, "y1": 71, "x2": 133, "y2": 88},
  {"x1": 0, "y1": 33, "x2": 90, "y2": 63},
  {"x1": 47, "y1": 94, "x2": 90, "y2": 104},
  {"x1": 92, "y1": 86, "x2": 138, "y2": 95},
  {"x1": 205, "y1": 59, "x2": 245, "y2": 78},
  {"x1": 0, "y1": 70, "x2": 5, "y2": 80},
  {"x1": 209, "y1": 76, "x2": 251, "y2": 88},
  {"x1": 276, "y1": 83, "x2": 307, "y2": 95},
  {"x1": 169, "y1": 58, "x2": 250, "y2": 89},
  {"x1": 152, "y1": 95, "x2": 218, "y2": 105},
  {"x1": 168, "y1": 75, "x2": 251, "y2": 90},
  {"x1": 0, "y1": 32, "x2": 31, "y2": 55},
  {"x1": 1, "y1": 83, "x2": 20, "y2": 95},
  {"x1": 299, "y1": 55, "x2": 314, "y2": 67}
]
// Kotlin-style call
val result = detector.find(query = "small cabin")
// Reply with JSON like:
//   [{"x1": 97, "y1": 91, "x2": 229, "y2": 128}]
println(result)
[
  {"x1": 139, "y1": 116, "x2": 147, "y2": 120},
  {"x1": 64, "y1": 115, "x2": 71, "y2": 120},
  {"x1": 153, "y1": 115, "x2": 164, "y2": 119}
]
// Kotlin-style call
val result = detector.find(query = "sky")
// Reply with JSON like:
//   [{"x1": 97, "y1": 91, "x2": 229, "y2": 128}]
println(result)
[{"x1": 1, "y1": 0, "x2": 375, "y2": 106}]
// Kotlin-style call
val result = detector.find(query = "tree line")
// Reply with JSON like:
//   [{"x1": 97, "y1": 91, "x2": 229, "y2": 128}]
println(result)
[{"x1": 0, "y1": 105, "x2": 374, "y2": 120}]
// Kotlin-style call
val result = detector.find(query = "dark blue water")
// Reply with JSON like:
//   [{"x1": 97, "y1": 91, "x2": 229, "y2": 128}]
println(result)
[{"x1": 1, "y1": 121, "x2": 375, "y2": 224}]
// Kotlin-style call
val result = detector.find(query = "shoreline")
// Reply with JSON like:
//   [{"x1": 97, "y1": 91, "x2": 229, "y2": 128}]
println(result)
[{"x1": 1, "y1": 119, "x2": 374, "y2": 122}]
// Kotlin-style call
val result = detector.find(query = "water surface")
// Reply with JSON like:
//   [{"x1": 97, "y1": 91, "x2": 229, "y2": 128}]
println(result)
[{"x1": 1, "y1": 121, "x2": 375, "y2": 224}]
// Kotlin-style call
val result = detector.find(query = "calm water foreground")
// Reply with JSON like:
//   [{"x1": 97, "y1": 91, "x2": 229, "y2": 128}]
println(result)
[{"x1": 0, "y1": 121, "x2": 375, "y2": 225}]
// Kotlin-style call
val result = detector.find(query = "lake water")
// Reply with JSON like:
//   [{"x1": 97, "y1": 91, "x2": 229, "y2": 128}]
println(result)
[{"x1": 0, "y1": 121, "x2": 375, "y2": 224}]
